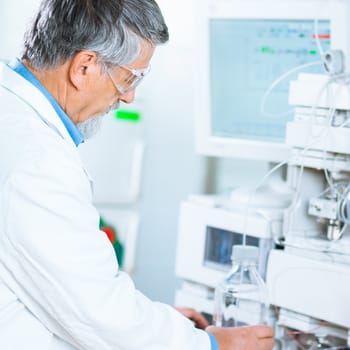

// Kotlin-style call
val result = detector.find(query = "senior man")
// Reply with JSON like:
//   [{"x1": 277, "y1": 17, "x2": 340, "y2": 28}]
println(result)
[{"x1": 0, "y1": 0, "x2": 274, "y2": 349}]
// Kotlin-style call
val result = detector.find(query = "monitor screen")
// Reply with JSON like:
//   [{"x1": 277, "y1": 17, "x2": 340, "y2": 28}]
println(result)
[{"x1": 209, "y1": 18, "x2": 331, "y2": 144}]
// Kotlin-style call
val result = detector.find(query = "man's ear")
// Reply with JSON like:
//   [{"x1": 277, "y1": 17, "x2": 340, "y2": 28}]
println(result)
[{"x1": 68, "y1": 51, "x2": 99, "y2": 90}]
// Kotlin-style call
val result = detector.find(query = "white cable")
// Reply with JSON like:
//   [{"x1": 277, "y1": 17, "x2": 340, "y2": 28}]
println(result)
[
  {"x1": 313, "y1": 19, "x2": 324, "y2": 58},
  {"x1": 260, "y1": 18, "x2": 331, "y2": 119},
  {"x1": 313, "y1": 19, "x2": 328, "y2": 71},
  {"x1": 339, "y1": 196, "x2": 348, "y2": 223},
  {"x1": 322, "y1": 107, "x2": 338, "y2": 195},
  {"x1": 243, "y1": 75, "x2": 335, "y2": 241},
  {"x1": 242, "y1": 159, "x2": 288, "y2": 242},
  {"x1": 297, "y1": 74, "x2": 348, "y2": 157},
  {"x1": 260, "y1": 61, "x2": 322, "y2": 118}
]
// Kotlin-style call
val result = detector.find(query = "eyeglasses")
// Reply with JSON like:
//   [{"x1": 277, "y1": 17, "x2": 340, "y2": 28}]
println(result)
[{"x1": 106, "y1": 64, "x2": 151, "y2": 95}]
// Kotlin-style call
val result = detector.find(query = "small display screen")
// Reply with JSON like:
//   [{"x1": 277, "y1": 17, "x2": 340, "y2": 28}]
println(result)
[{"x1": 204, "y1": 226, "x2": 259, "y2": 271}]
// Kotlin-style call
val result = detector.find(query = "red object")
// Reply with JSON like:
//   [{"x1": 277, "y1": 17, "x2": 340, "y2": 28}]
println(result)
[
  {"x1": 312, "y1": 34, "x2": 331, "y2": 40},
  {"x1": 101, "y1": 226, "x2": 116, "y2": 243}
]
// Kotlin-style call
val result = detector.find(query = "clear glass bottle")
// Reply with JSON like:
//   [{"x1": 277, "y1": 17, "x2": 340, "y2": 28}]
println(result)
[{"x1": 213, "y1": 245, "x2": 268, "y2": 327}]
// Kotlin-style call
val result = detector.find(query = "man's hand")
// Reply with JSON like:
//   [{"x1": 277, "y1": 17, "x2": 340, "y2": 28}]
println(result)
[
  {"x1": 175, "y1": 307, "x2": 209, "y2": 329},
  {"x1": 206, "y1": 325, "x2": 274, "y2": 350}
]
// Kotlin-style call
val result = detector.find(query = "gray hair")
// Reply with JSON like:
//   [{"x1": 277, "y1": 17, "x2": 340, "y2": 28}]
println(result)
[{"x1": 22, "y1": 0, "x2": 169, "y2": 70}]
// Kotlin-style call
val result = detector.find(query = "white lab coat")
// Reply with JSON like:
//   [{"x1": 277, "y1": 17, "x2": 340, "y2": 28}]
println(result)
[{"x1": 0, "y1": 62, "x2": 210, "y2": 350}]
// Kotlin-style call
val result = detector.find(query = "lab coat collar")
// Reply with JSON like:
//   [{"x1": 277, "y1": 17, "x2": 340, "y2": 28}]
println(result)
[
  {"x1": 8, "y1": 58, "x2": 84, "y2": 146},
  {"x1": 0, "y1": 62, "x2": 77, "y2": 148}
]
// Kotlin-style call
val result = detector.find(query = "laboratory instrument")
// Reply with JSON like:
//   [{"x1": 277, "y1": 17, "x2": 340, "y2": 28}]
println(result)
[{"x1": 175, "y1": 0, "x2": 350, "y2": 348}]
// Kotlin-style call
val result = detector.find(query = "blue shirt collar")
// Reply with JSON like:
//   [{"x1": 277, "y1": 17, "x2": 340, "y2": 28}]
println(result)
[{"x1": 8, "y1": 58, "x2": 84, "y2": 146}]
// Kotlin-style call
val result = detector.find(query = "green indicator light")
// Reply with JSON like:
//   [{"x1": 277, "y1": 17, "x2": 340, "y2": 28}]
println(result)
[
  {"x1": 309, "y1": 49, "x2": 317, "y2": 55},
  {"x1": 115, "y1": 109, "x2": 141, "y2": 123},
  {"x1": 299, "y1": 33, "x2": 305, "y2": 38},
  {"x1": 261, "y1": 46, "x2": 274, "y2": 54}
]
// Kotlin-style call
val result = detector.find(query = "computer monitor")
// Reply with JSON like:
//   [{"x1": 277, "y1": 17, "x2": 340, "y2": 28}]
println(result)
[{"x1": 195, "y1": 0, "x2": 349, "y2": 162}]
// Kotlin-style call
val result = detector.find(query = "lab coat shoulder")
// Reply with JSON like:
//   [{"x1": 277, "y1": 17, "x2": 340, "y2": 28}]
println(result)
[{"x1": 0, "y1": 64, "x2": 79, "y2": 181}]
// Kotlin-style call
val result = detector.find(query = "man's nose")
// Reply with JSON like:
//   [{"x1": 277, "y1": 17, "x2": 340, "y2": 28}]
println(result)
[{"x1": 119, "y1": 89, "x2": 136, "y2": 104}]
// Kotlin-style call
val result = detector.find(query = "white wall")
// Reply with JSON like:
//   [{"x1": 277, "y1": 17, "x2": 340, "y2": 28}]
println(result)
[
  {"x1": 132, "y1": 0, "x2": 207, "y2": 303},
  {"x1": 0, "y1": 1, "x2": 41, "y2": 60}
]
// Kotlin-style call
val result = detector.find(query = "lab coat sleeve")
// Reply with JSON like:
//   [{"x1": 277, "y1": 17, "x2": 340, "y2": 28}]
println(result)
[{"x1": 3, "y1": 147, "x2": 211, "y2": 350}]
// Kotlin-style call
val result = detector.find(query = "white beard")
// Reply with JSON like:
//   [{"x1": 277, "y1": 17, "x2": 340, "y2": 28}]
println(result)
[
  {"x1": 76, "y1": 114, "x2": 105, "y2": 139},
  {"x1": 76, "y1": 102, "x2": 120, "y2": 139}
]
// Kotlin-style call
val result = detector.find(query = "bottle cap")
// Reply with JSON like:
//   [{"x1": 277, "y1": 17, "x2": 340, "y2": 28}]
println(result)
[{"x1": 231, "y1": 245, "x2": 259, "y2": 264}]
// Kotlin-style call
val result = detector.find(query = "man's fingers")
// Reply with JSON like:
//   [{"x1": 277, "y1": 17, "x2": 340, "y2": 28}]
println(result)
[
  {"x1": 259, "y1": 337, "x2": 275, "y2": 350},
  {"x1": 251, "y1": 325, "x2": 275, "y2": 339},
  {"x1": 175, "y1": 307, "x2": 209, "y2": 329},
  {"x1": 190, "y1": 312, "x2": 209, "y2": 329}
]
